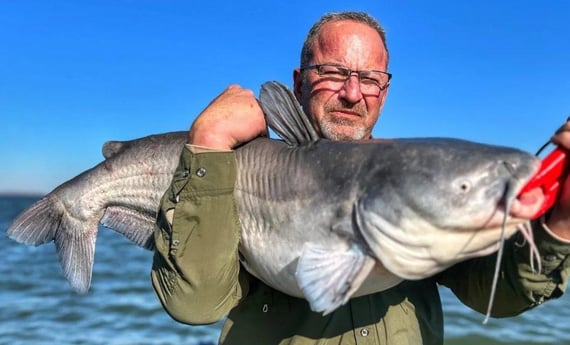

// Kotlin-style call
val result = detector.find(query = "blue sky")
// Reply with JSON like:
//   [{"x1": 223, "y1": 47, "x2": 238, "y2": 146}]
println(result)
[{"x1": 1, "y1": 0, "x2": 569, "y2": 194}]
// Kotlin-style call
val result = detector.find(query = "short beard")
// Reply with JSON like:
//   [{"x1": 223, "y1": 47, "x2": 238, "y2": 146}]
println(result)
[
  {"x1": 298, "y1": 80, "x2": 369, "y2": 140},
  {"x1": 319, "y1": 117, "x2": 367, "y2": 141}
]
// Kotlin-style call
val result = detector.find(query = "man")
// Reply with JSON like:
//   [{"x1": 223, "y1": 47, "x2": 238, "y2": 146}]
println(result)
[{"x1": 151, "y1": 11, "x2": 570, "y2": 345}]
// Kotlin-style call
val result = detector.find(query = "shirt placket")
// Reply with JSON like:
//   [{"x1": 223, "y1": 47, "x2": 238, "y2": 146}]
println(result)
[{"x1": 349, "y1": 297, "x2": 383, "y2": 345}]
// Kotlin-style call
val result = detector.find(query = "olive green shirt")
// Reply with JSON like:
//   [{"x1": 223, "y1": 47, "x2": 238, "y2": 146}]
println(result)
[{"x1": 151, "y1": 147, "x2": 570, "y2": 345}]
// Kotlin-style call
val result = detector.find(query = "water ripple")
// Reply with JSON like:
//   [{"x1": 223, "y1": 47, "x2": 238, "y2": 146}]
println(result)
[{"x1": 2, "y1": 196, "x2": 570, "y2": 344}]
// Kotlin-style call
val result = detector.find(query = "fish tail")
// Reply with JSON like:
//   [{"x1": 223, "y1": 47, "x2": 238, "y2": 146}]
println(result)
[
  {"x1": 7, "y1": 195, "x2": 60, "y2": 245},
  {"x1": 6, "y1": 194, "x2": 97, "y2": 294}
]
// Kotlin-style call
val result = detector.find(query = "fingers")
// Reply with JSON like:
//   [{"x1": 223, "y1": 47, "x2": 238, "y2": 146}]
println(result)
[{"x1": 551, "y1": 119, "x2": 570, "y2": 150}]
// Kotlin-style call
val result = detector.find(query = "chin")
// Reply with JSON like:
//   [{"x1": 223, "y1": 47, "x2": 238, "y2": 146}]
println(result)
[{"x1": 322, "y1": 126, "x2": 367, "y2": 141}]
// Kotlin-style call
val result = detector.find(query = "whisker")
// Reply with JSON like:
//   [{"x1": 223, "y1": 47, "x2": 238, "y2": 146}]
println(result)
[
  {"x1": 482, "y1": 181, "x2": 542, "y2": 324},
  {"x1": 482, "y1": 200, "x2": 508, "y2": 324},
  {"x1": 516, "y1": 221, "x2": 541, "y2": 274},
  {"x1": 483, "y1": 178, "x2": 515, "y2": 324}
]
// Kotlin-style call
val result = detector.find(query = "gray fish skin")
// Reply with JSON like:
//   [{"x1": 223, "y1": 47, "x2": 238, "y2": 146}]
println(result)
[
  {"x1": 6, "y1": 82, "x2": 541, "y2": 315},
  {"x1": 6, "y1": 132, "x2": 539, "y2": 314},
  {"x1": 234, "y1": 136, "x2": 539, "y2": 313},
  {"x1": 6, "y1": 132, "x2": 188, "y2": 294}
]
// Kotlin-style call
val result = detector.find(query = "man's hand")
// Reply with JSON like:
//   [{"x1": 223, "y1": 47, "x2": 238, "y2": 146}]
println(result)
[
  {"x1": 188, "y1": 85, "x2": 267, "y2": 150},
  {"x1": 545, "y1": 119, "x2": 570, "y2": 240}
]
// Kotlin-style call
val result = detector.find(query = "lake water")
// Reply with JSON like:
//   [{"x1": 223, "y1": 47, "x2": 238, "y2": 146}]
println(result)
[{"x1": 1, "y1": 195, "x2": 569, "y2": 345}]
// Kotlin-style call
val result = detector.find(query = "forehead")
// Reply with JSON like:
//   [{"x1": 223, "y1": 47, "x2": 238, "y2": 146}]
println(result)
[{"x1": 312, "y1": 20, "x2": 387, "y2": 68}]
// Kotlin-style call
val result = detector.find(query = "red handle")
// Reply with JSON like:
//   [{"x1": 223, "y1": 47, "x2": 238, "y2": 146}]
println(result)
[{"x1": 519, "y1": 147, "x2": 568, "y2": 219}]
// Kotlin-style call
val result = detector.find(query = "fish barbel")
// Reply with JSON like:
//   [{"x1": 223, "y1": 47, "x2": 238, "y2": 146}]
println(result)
[{"x1": 6, "y1": 82, "x2": 542, "y2": 314}]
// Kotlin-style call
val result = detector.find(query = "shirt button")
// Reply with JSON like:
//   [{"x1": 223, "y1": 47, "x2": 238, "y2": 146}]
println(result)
[
  {"x1": 544, "y1": 254, "x2": 557, "y2": 262},
  {"x1": 360, "y1": 328, "x2": 369, "y2": 337},
  {"x1": 196, "y1": 167, "x2": 206, "y2": 177},
  {"x1": 172, "y1": 239, "x2": 180, "y2": 247}
]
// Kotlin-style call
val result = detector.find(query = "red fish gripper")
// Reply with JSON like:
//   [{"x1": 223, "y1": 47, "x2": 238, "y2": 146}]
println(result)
[{"x1": 519, "y1": 146, "x2": 569, "y2": 220}]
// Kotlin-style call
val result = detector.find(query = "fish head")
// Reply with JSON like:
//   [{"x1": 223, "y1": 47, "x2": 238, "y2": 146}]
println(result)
[
  {"x1": 401, "y1": 139, "x2": 541, "y2": 227},
  {"x1": 356, "y1": 138, "x2": 542, "y2": 279}
]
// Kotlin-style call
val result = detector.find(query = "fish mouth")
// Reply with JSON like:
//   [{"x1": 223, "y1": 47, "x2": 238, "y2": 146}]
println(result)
[
  {"x1": 505, "y1": 159, "x2": 544, "y2": 220},
  {"x1": 482, "y1": 159, "x2": 542, "y2": 227},
  {"x1": 508, "y1": 188, "x2": 545, "y2": 219}
]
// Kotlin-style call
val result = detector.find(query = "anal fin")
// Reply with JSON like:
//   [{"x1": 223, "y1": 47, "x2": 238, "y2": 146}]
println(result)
[{"x1": 100, "y1": 206, "x2": 156, "y2": 250}]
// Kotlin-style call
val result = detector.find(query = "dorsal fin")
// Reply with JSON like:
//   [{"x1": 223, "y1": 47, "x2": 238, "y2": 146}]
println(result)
[
  {"x1": 102, "y1": 141, "x2": 129, "y2": 159},
  {"x1": 259, "y1": 81, "x2": 320, "y2": 146}
]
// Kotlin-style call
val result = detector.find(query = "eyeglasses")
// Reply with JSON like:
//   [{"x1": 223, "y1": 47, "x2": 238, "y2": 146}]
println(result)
[{"x1": 300, "y1": 64, "x2": 392, "y2": 96}]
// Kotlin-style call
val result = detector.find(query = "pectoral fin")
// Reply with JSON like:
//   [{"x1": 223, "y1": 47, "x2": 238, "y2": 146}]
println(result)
[{"x1": 295, "y1": 242, "x2": 375, "y2": 315}]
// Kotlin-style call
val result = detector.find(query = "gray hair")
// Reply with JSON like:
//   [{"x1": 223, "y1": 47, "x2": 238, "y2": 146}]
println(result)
[{"x1": 300, "y1": 11, "x2": 389, "y2": 68}]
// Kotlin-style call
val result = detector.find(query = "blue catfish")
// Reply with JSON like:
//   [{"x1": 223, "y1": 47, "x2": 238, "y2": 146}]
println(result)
[{"x1": 7, "y1": 82, "x2": 541, "y2": 315}]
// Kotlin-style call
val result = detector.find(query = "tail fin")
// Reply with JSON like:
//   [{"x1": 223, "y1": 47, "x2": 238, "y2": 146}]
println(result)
[
  {"x1": 6, "y1": 195, "x2": 97, "y2": 294},
  {"x1": 7, "y1": 195, "x2": 59, "y2": 245}
]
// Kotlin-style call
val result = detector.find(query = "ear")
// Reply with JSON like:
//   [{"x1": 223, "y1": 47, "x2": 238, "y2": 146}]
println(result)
[
  {"x1": 293, "y1": 68, "x2": 303, "y2": 101},
  {"x1": 377, "y1": 84, "x2": 390, "y2": 114}
]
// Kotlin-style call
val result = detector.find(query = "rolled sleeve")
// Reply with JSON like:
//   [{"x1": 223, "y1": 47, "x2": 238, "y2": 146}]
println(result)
[
  {"x1": 151, "y1": 145, "x2": 246, "y2": 325},
  {"x1": 439, "y1": 219, "x2": 570, "y2": 318},
  {"x1": 515, "y1": 219, "x2": 570, "y2": 305}
]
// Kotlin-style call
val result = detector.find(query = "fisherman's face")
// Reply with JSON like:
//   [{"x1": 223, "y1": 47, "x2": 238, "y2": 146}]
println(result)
[{"x1": 294, "y1": 20, "x2": 389, "y2": 141}]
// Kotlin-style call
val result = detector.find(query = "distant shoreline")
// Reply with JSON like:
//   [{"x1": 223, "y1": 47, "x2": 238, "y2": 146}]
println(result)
[{"x1": 0, "y1": 191, "x2": 45, "y2": 198}]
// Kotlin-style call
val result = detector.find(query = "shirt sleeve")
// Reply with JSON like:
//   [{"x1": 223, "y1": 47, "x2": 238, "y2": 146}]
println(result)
[
  {"x1": 438, "y1": 220, "x2": 570, "y2": 317},
  {"x1": 151, "y1": 145, "x2": 248, "y2": 325}
]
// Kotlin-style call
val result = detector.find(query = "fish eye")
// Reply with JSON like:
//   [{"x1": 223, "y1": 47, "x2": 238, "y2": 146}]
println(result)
[{"x1": 456, "y1": 180, "x2": 471, "y2": 193}]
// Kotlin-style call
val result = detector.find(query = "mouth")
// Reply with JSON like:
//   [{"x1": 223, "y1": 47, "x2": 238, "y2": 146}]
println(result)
[
  {"x1": 508, "y1": 159, "x2": 544, "y2": 220},
  {"x1": 484, "y1": 160, "x2": 543, "y2": 225},
  {"x1": 483, "y1": 194, "x2": 541, "y2": 230},
  {"x1": 330, "y1": 110, "x2": 363, "y2": 119},
  {"x1": 509, "y1": 187, "x2": 545, "y2": 219}
]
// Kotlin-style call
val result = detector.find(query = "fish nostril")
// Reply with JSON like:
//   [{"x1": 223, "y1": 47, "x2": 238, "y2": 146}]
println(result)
[{"x1": 502, "y1": 161, "x2": 517, "y2": 176}]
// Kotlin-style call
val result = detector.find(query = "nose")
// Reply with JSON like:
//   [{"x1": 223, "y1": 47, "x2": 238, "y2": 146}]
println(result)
[{"x1": 338, "y1": 74, "x2": 363, "y2": 104}]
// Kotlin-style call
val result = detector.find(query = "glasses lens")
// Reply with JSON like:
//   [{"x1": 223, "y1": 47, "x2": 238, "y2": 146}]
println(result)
[
  {"x1": 317, "y1": 65, "x2": 350, "y2": 81},
  {"x1": 313, "y1": 65, "x2": 388, "y2": 96},
  {"x1": 361, "y1": 71, "x2": 388, "y2": 86}
]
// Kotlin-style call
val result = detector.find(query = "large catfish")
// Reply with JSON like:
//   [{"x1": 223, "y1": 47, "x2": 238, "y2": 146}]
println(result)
[{"x1": 6, "y1": 82, "x2": 541, "y2": 315}]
